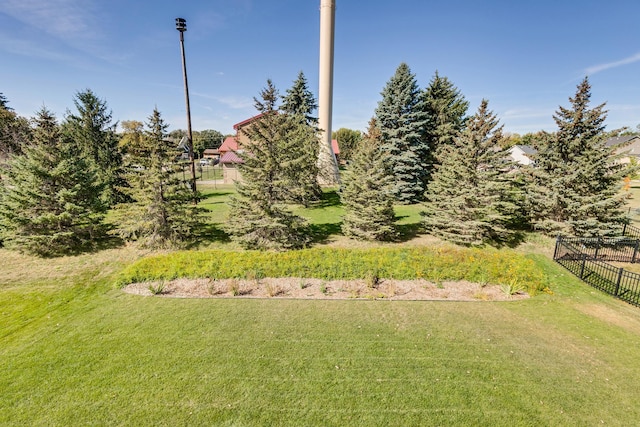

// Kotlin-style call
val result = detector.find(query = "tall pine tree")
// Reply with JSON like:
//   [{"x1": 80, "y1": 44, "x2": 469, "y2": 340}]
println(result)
[
  {"x1": 112, "y1": 108, "x2": 202, "y2": 248},
  {"x1": 527, "y1": 77, "x2": 628, "y2": 236},
  {"x1": 421, "y1": 71, "x2": 469, "y2": 177},
  {"x1": 375, "y1": 63, "x2": 429, "y2": 203},
  {"x1": 423, "y1": 100, "x2": 518, "y2": 245},
  {"x1": 0, "y1": 94, "x2": 30, "y2": 158},
  {"x1": 0, "y1": 108, "x2": 105, "y2": 255},
  {"x1": 225, "y1": 80, "x2": 310, "y2": 250},
  {"x1": 281, "y1": 71, "x2": 318, "y2": 126},
  {"x1": 341, "y1": 118, "x2": 396, "y2": 241},
  {"x1": 64, "y1": 89, "x2": 125, "y2": 205}
]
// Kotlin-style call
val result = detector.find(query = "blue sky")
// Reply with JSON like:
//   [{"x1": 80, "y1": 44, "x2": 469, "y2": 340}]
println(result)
[{"x1": 1, "y1": 0, "x2": 639, "y2": 135}]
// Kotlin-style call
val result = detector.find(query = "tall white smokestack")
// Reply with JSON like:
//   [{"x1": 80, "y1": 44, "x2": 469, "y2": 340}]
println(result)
[{"x1": 318, "y1": 0, "x2": 340, "y2": 184}]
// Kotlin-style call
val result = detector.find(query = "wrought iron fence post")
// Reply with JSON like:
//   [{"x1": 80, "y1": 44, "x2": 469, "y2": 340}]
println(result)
[
  {"x1": 614, "y1": 268, "x2": 624, "y2": 296},
  {"x1": 594, "y1": 237, "x2": 601, "y2": 259},
  {"x1": 623, "y1": 223, "x2": 627, "y2": 237},
  {"x1": 633, "y1": 240, "x2": 640, "y2": 264},
  {"x1": 553, "y1": 236, "x2": 562, "y2": 260},
  {"x1": 579, "y1": 253, "x2": 587, "y2": 279}
]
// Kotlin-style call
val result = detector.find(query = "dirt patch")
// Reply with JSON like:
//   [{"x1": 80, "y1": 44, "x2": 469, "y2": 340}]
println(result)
[
  {"x1": 576, "y1": 303, "x2": 640, "y2": 334},
  {"x1": 123, "y1": 277, "x2": 528, "y2": 301}
]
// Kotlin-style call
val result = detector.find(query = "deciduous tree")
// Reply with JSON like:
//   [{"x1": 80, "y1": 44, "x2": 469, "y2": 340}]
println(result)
[{"x1": 331, "y1": 127, "x2": 363, "y2": 163}]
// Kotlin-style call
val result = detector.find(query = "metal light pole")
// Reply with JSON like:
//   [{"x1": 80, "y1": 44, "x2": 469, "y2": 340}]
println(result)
[{"x1": 175, "y1": 17, "x2": 197, "y2": 198}]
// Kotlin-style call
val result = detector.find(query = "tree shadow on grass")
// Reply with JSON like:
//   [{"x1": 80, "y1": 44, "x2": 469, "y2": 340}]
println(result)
[
  {"x1": 489, "y1": 231, "x2": 527, "y2": 249},
  {"x1": 200, "y1": 191, "x2": 233, "y2": 199},
  {"x1": 188, "y1": 222, "x2": 232, "y2": 248},
  {"x1": 307, "y1": 222, "x2": 342, "y2": 245},
  {"x1": 393, "y1": 215, "x2": 424, "y2": 243},
  {"x1": 311, "y1": 190, "x2": 341, "y2": 208}
]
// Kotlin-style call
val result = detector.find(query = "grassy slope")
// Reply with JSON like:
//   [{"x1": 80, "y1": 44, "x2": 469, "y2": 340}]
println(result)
[{"x1": 2, "y1": 187, "x2": 640, "y2": 425}]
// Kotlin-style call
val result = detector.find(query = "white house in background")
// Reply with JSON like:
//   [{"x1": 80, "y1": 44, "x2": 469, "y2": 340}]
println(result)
[
  {"x1": 508, "y1": 144, "x2": 537, "y2": 166},
  {"x1": 605, "y1": 135, "x2": 640, "y2": 164}
]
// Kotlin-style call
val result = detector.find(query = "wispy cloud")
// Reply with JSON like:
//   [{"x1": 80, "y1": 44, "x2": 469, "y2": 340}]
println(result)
[
  {"x1": 192, "y1": 92, "x2": 253, "y2": 109},
  {"x1": 501, "y1": 108, "x2": 550, "y2": 120},
  {"x1": 0, "y1": 0, "x2": 101, "y2": 43},
  {"x1": 0, "y1": 37, "x2": 73, "y2": 62},
  {"x1": 585, "y1": 52, "x2": 640, "y2": 75}
]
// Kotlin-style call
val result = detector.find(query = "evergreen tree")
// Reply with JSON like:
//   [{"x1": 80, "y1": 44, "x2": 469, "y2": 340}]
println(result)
[
  {"x1": 341, "y1": 118, "x2": 396, "y2": 241},
  {"x1": 112, "y1": 108, "x2": 202, "y2": 248},
  {"x1": 225, "y1": 80, "x2": 310, "y2": 250},
  {"x1": 281, "y1": 71, "x2": 318, "y2": 125},
  {"x1": 0, "y1": 93, "x2": 11, "y2": 110},
  {"x1": 278, "y1": 116, "x2": 322, "y2": 206},
  {"x1": 527, "y1": 77, "x2": 628, "y2": 236},
  {"x1": 375, "y1": 63, "x2": 429, "y2": 203},
  {"x1": 0, "y1": 94, "x2": 31, "y2": 158},
  {"x1": 0, "y1": 108, "x2": 106, "y2": 256},
  {"x1": 255, "y1": 79, "x2": 321, "y2": 206},
  {"x1": 421, "y1": 71, "x2": 469, "y2": 174},
  {"x1": 423, "y1": 100, "x2": 518, "y2": 245},
  {"x1": 64, "y1": 89, "x2": 125, "y2": 205}
]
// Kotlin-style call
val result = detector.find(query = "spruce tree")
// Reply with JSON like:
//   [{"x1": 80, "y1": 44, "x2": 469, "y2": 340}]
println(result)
[
  {"x1": 527, "y1": 77, "x2": 628, "y2": 236},
  {"x1": 112, "y1": 108, "x2": 202, "y2": 248},
  {"x1": 375, "y1": 63, "x2": 429, "y2": 203},
  {"x1": 277, "y1": 116, "x2": 322, "y2": 206},
  {"x1": 281, "y1": 71, "x2": 318, "y2": 125},
  {"x1": 0, "y1": 108, "x2": 106, "y2": 255},
  {"x1": 64, "y1": 89, "x2": 125, "y2": 205},
  {"x1": 279, "y1": 71, "x2": 323, "y2": 204},
  {"x1": 225, "y1": 80, "x2": 310, "y2": 250},
  {"x1": 423, "y1": 100, "x2": 518, "y2": 245},
  {"x1": 341, "y1": 118, "x2": 396, "y2": 241},
  {"x1": 0, "y1": 93, "x2": 11, "y2": 110},
  {"x1": 421, "y1": 71, "x2": 469, "y2": 175},
  {"x1": 0, "y1": 94, "x2": 30, "y2": 158}
]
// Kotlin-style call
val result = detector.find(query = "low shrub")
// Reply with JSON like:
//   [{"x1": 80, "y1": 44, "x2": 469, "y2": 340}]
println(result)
[
  {"x1": 117, "y1": 246, "x2": 548, "y2": 295},
  {"x1": 148, "y1": 281, "x2": 166, "y2": 295}
]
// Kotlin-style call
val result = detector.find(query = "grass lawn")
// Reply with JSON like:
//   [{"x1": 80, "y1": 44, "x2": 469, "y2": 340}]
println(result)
[
  {"x1": 2, "y1": 187, "x2": 640, "y2": 425},
  {"x1": 624, "y1": 181, "x2": 640, "y2": 225}
]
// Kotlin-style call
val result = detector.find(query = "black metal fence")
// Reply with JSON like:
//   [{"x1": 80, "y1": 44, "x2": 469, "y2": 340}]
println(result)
[
  {"x1": 554, "y1": 236, "x2": 640, "y2": 307},
  {"x1": 622, "y1": 223, "x2": 640, "y2": 240},
  {"x1": 555, "y1": 236, "x2": 640, "y2": 263},
  {"x1": 177, "y1": 162, "x2": 223, "y2": 182}
]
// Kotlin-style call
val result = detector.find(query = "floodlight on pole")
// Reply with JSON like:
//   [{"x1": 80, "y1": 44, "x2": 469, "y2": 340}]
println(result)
[{"x1": 175, "y1": 17, "x2": 197, "y2": 198}]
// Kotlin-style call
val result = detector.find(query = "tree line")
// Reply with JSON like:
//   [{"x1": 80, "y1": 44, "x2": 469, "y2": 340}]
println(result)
[
  {"x1": 0, "y1": 89, "x2": 211, "y2": 255},
  {"x1": 346, "y1": 64, "x2": 633, "y2": 245},
  {"x1": 0, "y1": 65, "x2": 635, "y2": 255}
]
